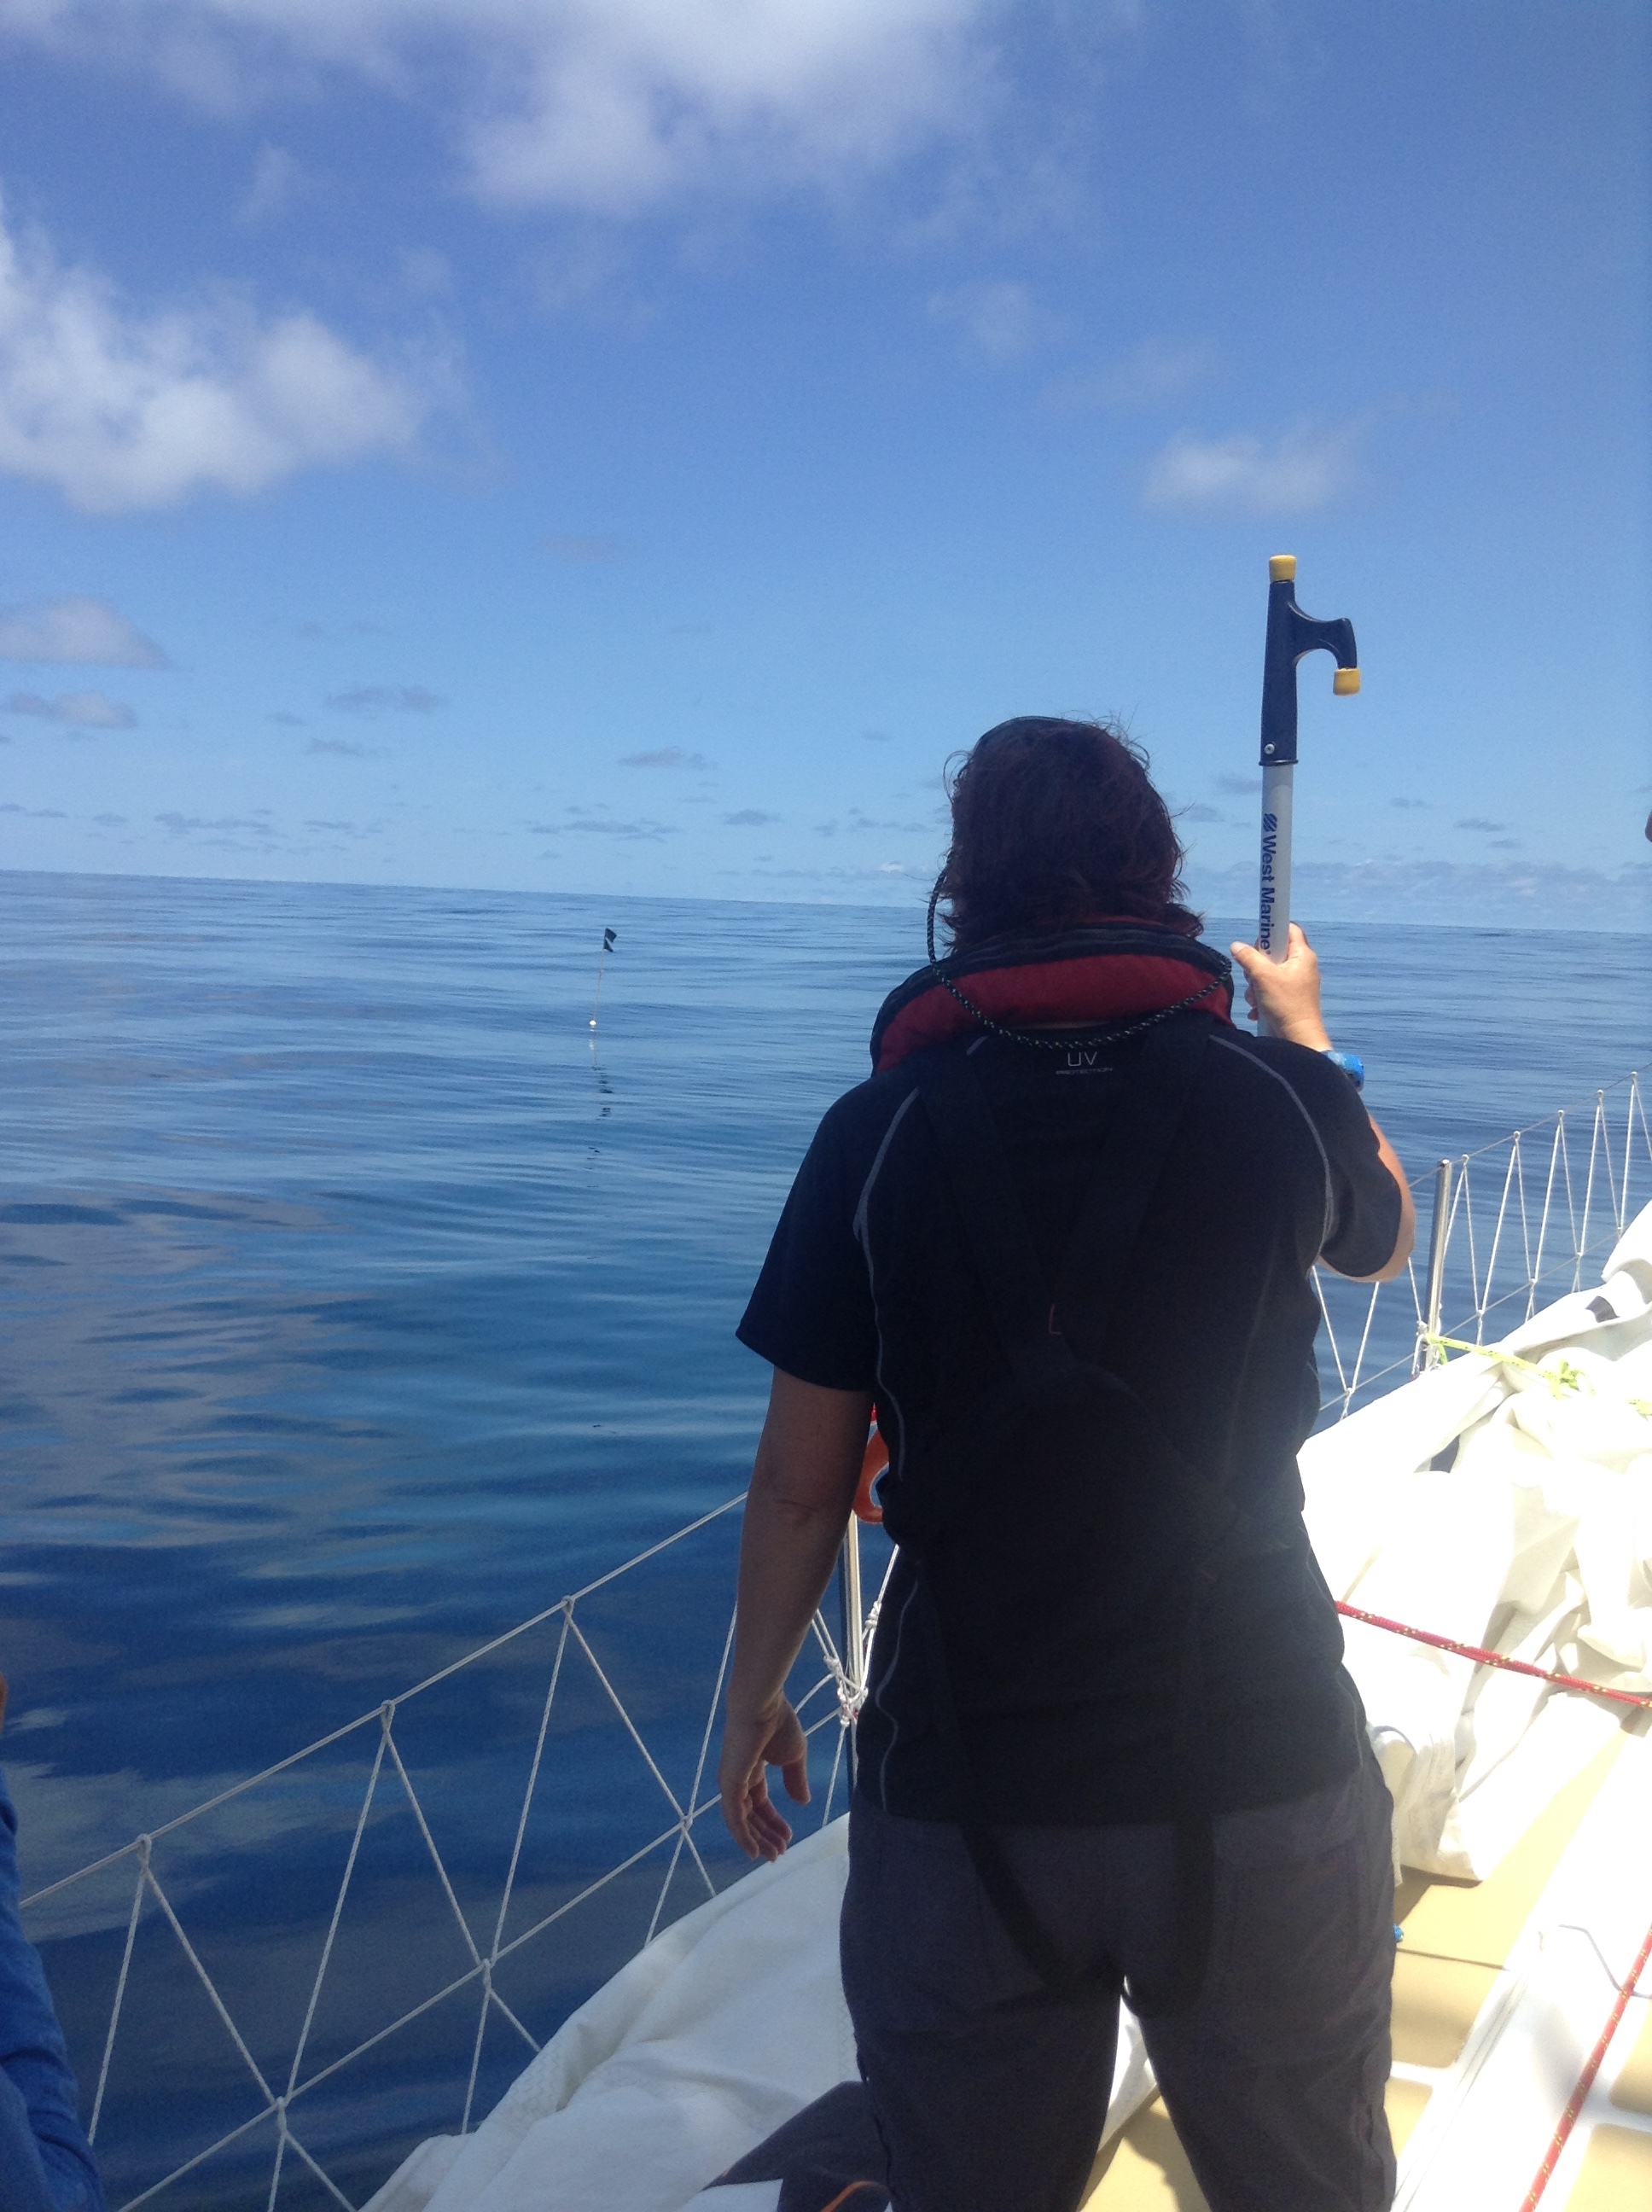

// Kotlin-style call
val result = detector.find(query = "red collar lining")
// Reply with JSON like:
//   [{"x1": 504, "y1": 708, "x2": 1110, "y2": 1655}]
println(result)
[{"x1": 875, "y1": 950, "x2": 1232, "y2": 1071}]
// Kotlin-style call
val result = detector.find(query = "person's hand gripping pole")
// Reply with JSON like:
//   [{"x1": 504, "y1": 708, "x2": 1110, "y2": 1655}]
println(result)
[{"x1": 1255, "y1": 554, "x2": 1358, "y2": 1026}]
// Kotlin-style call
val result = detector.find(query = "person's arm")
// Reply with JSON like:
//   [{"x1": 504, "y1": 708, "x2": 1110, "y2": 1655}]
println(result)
[
  {"x1": 718, "y1": 1371, "x2": 873, "y2": 1863},
  {"x1": 0, "y1": 1680, "x2": 107, "y2": 2212},
  {"x1": 1229, "y1": 923, "x2": 1416, "y2": 1284}
]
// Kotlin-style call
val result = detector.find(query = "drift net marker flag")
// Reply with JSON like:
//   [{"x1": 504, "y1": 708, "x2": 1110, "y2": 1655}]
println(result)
[{"x1": 590, "y1": 928, "x2": 618, "y2": 1032}]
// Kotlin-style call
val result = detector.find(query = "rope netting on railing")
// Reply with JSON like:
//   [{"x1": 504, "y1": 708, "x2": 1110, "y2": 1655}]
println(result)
[
  {"x1": 20, "y1": 1068, "x2": 1648, "y2": 2209},
  {"x1": 20, "y1": 1499, "x2": 886, "y2": 2212},
  {"x1": 1312, "y1": 1066, "x2": 1649, "y2": 1423}
]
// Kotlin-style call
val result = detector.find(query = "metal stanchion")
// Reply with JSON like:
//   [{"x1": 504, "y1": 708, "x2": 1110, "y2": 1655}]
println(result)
[
  {"x1": 1415, "y1": 1157, "x2": 1454, "y2": 1371},
  {"x1": 838, "y1": 1518, "x2": 864, "y2": 1786}
]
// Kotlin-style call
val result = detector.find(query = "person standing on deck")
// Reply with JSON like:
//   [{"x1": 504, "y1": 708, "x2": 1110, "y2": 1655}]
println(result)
[{"x1": 718, "y1": 718, "x2": 1415, "y2": 2212}]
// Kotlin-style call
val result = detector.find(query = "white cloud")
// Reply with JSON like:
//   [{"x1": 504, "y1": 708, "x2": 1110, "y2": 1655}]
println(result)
[
  {"x1": 1142, "y1": 418, "x2": 1367, "y2": 517},
  {"x1": 0, "y1": 195, "x2": 428, "y2": 513},
  {"x1": 0, "y1": 595, "x2": 168, "y2": 665},
  {"x1": 1187, "y1": 856, "x2": 1651, "y2": 934},
  {"x1": 5, "y1": 688, "x2": 136, "y2": 727},
  {"x1": 620, "y1": 746, "x2": 711, "y2": 769},
  {"x1": 238, "y1": 143, "x2": 310, "y2": 225},
  {"x1": 324, "y1": 684, "x2": 442, "y2": 714},
  {"x1": 306, "y1": 735, "x2": 382, "y2": 757},
  {"x1": 529, "y1": 810, "x2": 677, "y2": 838},
  {"x1": 1044, "y1": 338, "x2": 1214, "y2": 411},
  {"x1": 464, "y1": 0, "x2": 986, "y2": 212},
  {"x1": 928, "y1": 279, "x2": 1044, "y2": 363},
  {"x1": 4, "y1": 2, "x2": 991, "y2": 215},
  {"x1": 154, "y1": 809, "x2": 276, "y2": 836}
]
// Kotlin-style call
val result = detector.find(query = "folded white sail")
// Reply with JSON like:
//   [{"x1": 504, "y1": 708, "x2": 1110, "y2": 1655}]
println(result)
[{"x1": 1303, "y1": 1201, "x2": 1652, "y2": 1879}]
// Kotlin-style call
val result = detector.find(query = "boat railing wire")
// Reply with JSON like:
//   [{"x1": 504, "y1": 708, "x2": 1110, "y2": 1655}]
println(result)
[
  {"x1": 20, "y1": 1498, "x2": 882, "y2": 2212},
  {"x1": 20, "y1": 1067, "x2": 1649, "y2": 2209},
  {"x1": 1312, "y1": 1064, "x2": 1649, "y2": 1423}
]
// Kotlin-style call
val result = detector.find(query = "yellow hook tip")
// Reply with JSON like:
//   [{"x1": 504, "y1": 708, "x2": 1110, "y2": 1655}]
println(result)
[
  {"x1": 1333, "y1": 667, "x2": 1361, "y2": 696},
  {"x1": 1268, "y1": 554, "x2": 1297, "y2": 581}
]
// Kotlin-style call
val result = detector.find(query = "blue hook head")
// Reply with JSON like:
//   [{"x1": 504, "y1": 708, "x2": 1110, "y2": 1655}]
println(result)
[{"x1": 1259, "y1": 555, "x2": 1358, "y2": 767}]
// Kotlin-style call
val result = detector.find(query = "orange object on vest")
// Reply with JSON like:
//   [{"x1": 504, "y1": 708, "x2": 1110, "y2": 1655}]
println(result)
[{"x1": 855, "y1": 1416, "x2": 887, "y2": 1524}]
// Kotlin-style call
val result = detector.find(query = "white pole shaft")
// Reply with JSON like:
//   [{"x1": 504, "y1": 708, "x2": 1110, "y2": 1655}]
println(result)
[
  {"x1": 1258, "y1": 764, "x2": 1294, "y2": 951},
  {"x1": 1256, "y1": 761, "x2": 1294, "y2": 1033},
  {"x1": 842, "y1": 1516, "x2": 864, "y2": 1703}
]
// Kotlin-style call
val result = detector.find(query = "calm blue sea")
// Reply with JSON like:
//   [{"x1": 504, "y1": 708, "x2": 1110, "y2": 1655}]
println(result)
[{"x1": 1, "y1": 868, "x2": 1648, "y2": 2207}]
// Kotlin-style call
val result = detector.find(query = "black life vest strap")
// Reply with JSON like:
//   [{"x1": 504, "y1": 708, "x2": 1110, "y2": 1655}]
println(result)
[
  {"x1": 907, "y1": 1575, "x2": 1115, "y2": 1998},
  {"x1": 905, "y1": 1012, "x2": 1227, "y2": 2014},
  {"x1": 910, "y1": 1043, "x2": 1073, "y2": 1399}
]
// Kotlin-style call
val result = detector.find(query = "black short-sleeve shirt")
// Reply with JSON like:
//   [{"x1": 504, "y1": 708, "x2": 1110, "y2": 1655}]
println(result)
[{"x1": 739, "y1": 1016, "x2": 1401, "y2": 1824}]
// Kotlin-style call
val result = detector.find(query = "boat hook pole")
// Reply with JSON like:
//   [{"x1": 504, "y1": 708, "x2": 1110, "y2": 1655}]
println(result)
[{"x1": 1254, "y1": 555, "x2": 1359, "y2": 1032}]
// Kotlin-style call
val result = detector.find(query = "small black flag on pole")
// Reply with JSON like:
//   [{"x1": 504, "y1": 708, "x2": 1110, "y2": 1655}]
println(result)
[{"x1": 590, "y1": 928, "x2": 618, "y2": 1031}]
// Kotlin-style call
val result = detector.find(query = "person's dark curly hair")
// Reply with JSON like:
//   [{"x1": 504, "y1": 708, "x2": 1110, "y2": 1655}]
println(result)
[{"x1": 936, "y1": 716, "x2": 1201, "y2": 950}]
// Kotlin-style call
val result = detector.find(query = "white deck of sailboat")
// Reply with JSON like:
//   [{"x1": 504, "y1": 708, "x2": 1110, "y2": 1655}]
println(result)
[{"x1": 1086, "y1": 1720, "x2": 1652, "y2": 2210}]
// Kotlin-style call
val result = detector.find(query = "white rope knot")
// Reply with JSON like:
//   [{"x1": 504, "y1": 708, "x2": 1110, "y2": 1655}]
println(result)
[{"x1": 835, "y1": 1674, "x2": 865, "y2": 1728}]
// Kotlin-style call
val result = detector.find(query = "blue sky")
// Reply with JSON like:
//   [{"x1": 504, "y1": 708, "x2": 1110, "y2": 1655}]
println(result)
[{"x1": 0, "y1": 1, "x2": 1646, "y2": 926}]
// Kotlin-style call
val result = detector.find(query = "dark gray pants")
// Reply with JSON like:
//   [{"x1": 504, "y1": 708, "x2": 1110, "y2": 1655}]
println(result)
[{"x1": 840, "y1": 1754, "x2": 1395, "y2": 2212}]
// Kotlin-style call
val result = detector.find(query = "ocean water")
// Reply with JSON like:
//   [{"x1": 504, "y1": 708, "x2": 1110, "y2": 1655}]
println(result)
[{"x1": 1, "y1": 867, "x2": 1648, "y2": 2207}]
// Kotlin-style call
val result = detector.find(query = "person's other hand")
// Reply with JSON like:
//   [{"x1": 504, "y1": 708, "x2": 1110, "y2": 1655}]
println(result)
[
  {"x1": 1229, "y1": 923, "x2": 1333, "y2": 1050},
  {"x1": 718, "y1": 1697, "x2": 809, "y2": 1862}
]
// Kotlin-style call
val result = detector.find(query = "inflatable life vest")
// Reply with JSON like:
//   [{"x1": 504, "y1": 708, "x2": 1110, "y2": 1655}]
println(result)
[{"x1": 868, "y1": 919, "x2": 1233, "y2": 1074}]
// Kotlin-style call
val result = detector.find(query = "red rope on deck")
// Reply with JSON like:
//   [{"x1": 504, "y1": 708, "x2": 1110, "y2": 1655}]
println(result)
[
  {"x1": 1339, "y1": 1604, "x2": 1652, "y2": 2199},
  {"x1": 1334, "y1": 1603, "x2": 1652, "y2": 1712},
  {"x1": 1516, "y1": 1911, "x2": 1652, "y2": 2209}
]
